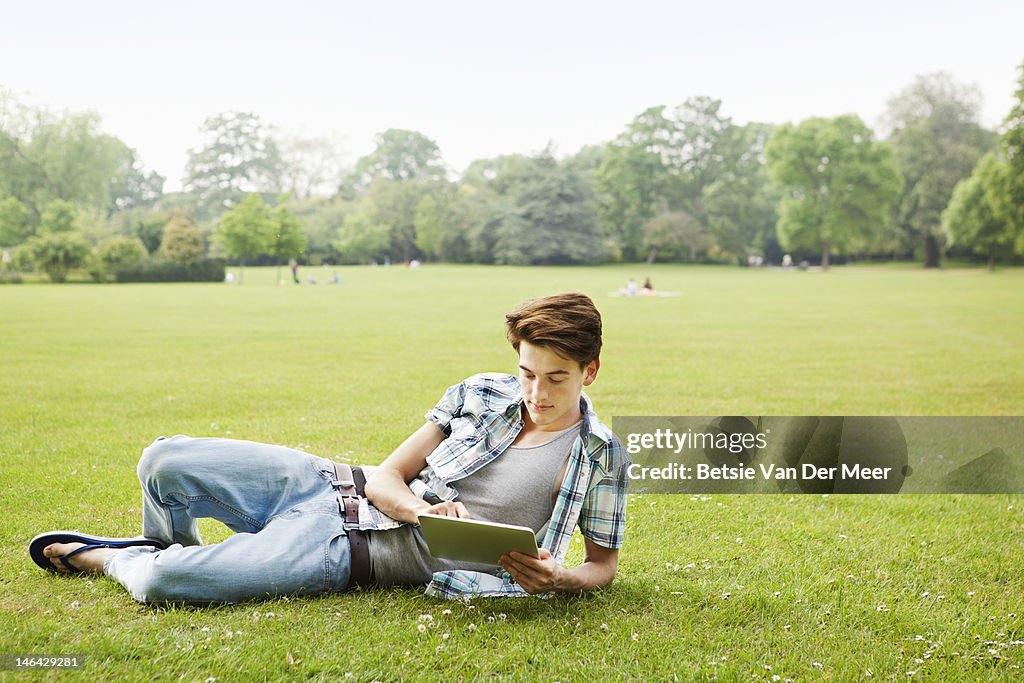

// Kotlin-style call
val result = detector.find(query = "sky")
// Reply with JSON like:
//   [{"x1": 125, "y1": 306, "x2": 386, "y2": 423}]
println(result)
[{"x1": 2, "y1": 0, "x2": 1022, "y2": 192}]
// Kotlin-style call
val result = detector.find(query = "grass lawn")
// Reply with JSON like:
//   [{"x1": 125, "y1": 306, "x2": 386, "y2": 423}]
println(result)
[{"x1": 1, "y1": 263, "x2": 1023, "y2": 681}]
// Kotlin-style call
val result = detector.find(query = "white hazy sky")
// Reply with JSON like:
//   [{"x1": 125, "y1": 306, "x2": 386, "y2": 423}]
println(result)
[{"x1": 3, "y1": 1, "x2": 1022, "y2": 191}]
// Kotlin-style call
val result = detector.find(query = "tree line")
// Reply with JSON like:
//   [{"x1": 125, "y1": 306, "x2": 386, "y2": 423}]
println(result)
[{"x1": 2, "y1": 65, "x2": 1023, "y2": 282}]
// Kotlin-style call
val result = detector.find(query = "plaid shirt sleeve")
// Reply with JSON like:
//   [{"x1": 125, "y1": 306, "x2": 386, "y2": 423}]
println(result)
[
  {"x1": 424, "y1": 380, "x2": 468, "y2": 437},
  {"x1": 577, "y1": 434, "x2": 630, "y2": 549},
  {"x1": 424, "y1": 569, "x2": 540, "y2": 600}
]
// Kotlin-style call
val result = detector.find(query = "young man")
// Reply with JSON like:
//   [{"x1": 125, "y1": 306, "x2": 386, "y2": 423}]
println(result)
[{"x1": 30, "y1": 292, "x2": 629, "y2": 602}]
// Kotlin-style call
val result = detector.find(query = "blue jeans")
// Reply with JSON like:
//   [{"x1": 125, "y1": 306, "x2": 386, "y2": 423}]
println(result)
[{"x1": 104, "y1": 435, "x2": 352, "y2": 603}]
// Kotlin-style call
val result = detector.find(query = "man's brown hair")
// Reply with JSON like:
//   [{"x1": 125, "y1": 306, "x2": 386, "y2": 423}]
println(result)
[{"x1": 505, "y1": 292, "x2": 602, "y2": 367}]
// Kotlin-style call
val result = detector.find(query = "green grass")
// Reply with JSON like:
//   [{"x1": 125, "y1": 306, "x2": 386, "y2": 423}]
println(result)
[{"x1": 2, "y1": 264, "x2": 1023, "y2": 681}]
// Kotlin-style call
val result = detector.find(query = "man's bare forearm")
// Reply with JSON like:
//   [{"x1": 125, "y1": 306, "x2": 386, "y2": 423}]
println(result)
[
  {"x1": 364, "y1": 468, "x2": 431, "y2": 524},
  {"x1": 363, "y1": 421, "x2": 449, "y2": 525},
  {"x1": 551, "y1": 558, "x2": 617, "y2": 594}
]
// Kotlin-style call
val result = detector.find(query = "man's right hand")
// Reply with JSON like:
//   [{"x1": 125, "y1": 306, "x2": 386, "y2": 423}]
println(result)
[{"x1": 421, "y1": 500, "x2": 470, "y2": 519}]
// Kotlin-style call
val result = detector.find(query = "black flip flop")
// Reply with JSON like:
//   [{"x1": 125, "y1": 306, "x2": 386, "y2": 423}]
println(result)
[{"x1": 29, "y1": 531, "x2": 168, "y2": 573}]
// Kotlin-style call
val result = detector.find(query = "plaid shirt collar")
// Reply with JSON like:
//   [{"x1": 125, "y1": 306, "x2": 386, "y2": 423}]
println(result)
[{"x1": 428, "y1": 378, "x2": 613, "y2": 484}]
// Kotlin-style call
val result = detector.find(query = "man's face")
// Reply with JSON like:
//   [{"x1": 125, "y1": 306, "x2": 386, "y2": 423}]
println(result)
[{"x1": 518, "y1": 341, "x2": 599, "y2": 432}]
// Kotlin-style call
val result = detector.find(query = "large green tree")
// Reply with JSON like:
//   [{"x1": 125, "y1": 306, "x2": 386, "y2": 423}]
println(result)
[
  {"x1": 266, "y1": 198, "x2": 306, "y2": 282},
  {"x1": 108, "y1": 143, "x2": 165, "y2": 213},
  {"x1": 215, "y1": 193, "x2": 272, "y2": 283},
  {"x1": 417, "y1": 183, "x2": 496, "y2": 263},
  {"x1": 290, "y1": 195, "x2": 349, "y2": 264},
  {"x1": 704, "y1": 122, "x2": 781, "y2": 261},
  {"x1": 642, "y1": 210, "x2": 707, "y2": 263},
  {"x1": 885, "y1": 72, "x2": 995, "y2": 267},
  {"x1": 491, "y1": 155, "x2": 603, "y2": 265},
  {"x1": 343, "y1": 129, "x2": 446, "y2": 195},
  {"x1": 277, "y1": 133, "x2": 346, "y2": 200},
  {"x1": 595, "y1": 97, "x2": 747, "y2": 261},
  {"x1": 661, "y1": 97, "x2": 734, "y2": 228},
  {"x1": 1000, "y1": 60, "x2": 1024, "y2": 251},
  {"x1": 943, "y1": 152, "x2": 1014, "y2": 268},
  {"x1": 454, "y1": 152, "x2": 608, "y2": 265},
  {"x1": 413, "y1": 194, "x2": 445, "y2": 260},
  {"x1": 332, "y1": 204, "x2": 390, "y2": 264},
  {"x1": 337, "y1": 130, "x2": 451, "y2": 262},
  {"x1": 0, "y1": 92, "x2": 129, "y2": 224},
  {"x1": 595, "y1": 107, "x2": 677, "y2": 260},
  {"x1": 765, "y1": 115, "x2": 903, "y2": 268},
  {"x1": 184, "y1": 112, "x2": 284, "y2": 221},
  {"x1": 362, "y1": 177, "x2": 439, "y2": 263}
]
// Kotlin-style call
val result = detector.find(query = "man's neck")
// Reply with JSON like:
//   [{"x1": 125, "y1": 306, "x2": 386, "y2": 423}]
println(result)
[{"x1": 520, "y1": 401, "x2": 583, "y2": 434}]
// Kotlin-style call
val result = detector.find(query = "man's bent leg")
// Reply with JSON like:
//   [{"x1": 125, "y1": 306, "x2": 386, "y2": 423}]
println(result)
[
  {"x1": 138, "y1": 435, "x2": 340, "y2": 546},
  {"x1": 106, "y1": 499, "x2": 351, "y2": 603}
]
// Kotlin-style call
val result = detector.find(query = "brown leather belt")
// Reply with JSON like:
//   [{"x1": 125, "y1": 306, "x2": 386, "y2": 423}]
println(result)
[{"x1": 331, "y1": 462, "x2": 371, "y2": 588}]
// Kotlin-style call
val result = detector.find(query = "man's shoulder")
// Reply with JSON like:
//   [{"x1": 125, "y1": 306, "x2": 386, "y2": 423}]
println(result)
[
  {"x1": 447, "y1": 372, "x2": 521, "y2": 411},
  {"x1": 457, "y1": 372, "x2": 521, "y2": 395},
  {"x1": 580, "y1": 397, "x2": 630, "y2": 472}
]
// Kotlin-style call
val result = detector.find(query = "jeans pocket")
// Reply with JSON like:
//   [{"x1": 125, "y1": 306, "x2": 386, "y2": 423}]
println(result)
[
  {"x1": 326, "y1": 530, "x2": 352, "y2": 592},
  {"x1": 308, "y1": 454, "x2": 337, "y2": 482}
]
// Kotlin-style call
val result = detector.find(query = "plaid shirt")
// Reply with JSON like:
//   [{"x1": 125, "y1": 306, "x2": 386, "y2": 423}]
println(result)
[{"x1": 353, "y1": 372, "x2": 630, "y2": 599}]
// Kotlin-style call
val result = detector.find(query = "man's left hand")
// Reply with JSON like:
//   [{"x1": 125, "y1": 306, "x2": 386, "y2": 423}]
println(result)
[{"x1": 499, "y1": 549, "x2": 562, "y2": 594}]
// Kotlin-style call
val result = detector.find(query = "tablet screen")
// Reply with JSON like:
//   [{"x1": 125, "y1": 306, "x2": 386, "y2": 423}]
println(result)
[{"x1": 418, "y1": 514, "x2": 540, "y2": 565}]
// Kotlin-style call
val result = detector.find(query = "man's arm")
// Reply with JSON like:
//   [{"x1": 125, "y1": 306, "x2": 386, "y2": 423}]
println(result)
[
  {"x1": 499, "y1": 536, "x2": 618, "y2": 595},
  {"x1": 363, "y1": 421, "x2": 470, "y2": 524}
]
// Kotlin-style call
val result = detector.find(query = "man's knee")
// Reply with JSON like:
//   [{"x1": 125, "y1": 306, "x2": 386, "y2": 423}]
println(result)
[{"x1": 137, "y1": 435, "x2": 193, "y2": 488}]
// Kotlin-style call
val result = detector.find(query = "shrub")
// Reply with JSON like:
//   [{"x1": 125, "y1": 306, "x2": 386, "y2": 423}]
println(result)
[
  {"x1": 114, "y1": 257, "x2": 226, "y2": 283},
  {"x1": 98, "y1": 236, "x2": 149, "y2": 269},
  {"x1": 10, "y1": 247, "x2": 35, "y2": 273},
  {"x1": 24, "y1": 232, "x2": 92, "y2": 282},
  {"x1": 85, "y1": 254, "x2": 108, "y2": 283},
  {"x1": 159, "y1": 212, "x2": 205, "y2": 262}
]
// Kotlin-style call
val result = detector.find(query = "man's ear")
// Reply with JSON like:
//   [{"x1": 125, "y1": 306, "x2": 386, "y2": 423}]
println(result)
[{"x1": 582, "y1": 358, "x2": 600, "y2": 386}]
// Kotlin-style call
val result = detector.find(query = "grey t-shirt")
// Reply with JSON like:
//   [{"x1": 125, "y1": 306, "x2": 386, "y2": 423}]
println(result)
[{"x1": 368, "y1": 421, "x2": 580, "y2": 586}]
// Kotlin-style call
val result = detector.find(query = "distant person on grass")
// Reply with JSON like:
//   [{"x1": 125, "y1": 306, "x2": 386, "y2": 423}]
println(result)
[{"x1": 30, "y1": 293, "x2": 629, "y2": 602}]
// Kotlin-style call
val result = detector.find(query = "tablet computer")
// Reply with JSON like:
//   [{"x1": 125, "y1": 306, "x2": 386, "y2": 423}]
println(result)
[{"x1": 417, "y1": 513, "x2": 540, "y2": 566}]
